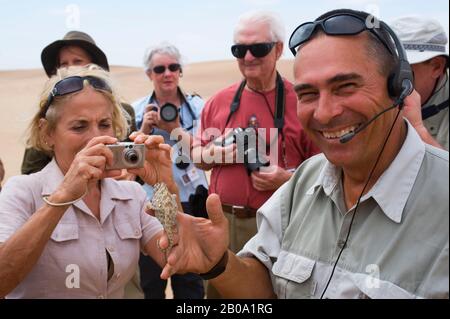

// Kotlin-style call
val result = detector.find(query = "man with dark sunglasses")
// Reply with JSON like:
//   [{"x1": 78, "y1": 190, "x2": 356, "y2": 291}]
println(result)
[
  {"x1": 192, "y1": 11, "x2": 318, "y2": 298},
  {"x1": 21, "y1": 31, "x2": 137, "y2": 176},
  {"x1": 132, "y1": 43, "x2": 208, "y2": 299},
  {"x1": 172, "y1": 9, "x2": 448, "y2": 299}
]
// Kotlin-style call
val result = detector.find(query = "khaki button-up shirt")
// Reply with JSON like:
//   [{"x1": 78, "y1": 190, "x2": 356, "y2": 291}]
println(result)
[
  {"x1": 239, "y1": 120, "x2": 449, "y2": 298},
  {"x1": 0, "y1": 159, "x2": 162, "y2": 298}
]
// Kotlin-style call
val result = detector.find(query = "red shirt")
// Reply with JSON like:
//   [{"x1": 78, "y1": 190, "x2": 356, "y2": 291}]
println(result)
[{"x1": 196, "y1": 78, "x2": 319, "y2": 209}]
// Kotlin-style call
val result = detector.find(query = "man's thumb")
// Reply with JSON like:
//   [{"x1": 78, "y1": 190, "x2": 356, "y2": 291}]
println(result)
[{"x1": 206, "y1": 194, "x2": 225, "y2": 224}]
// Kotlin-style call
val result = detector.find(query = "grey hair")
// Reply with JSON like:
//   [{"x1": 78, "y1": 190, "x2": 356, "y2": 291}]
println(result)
[
  {"x1": 233, "y1": 10, "x2": 286, "y2": 43},
  {"x1": 143, "y1": 42, "x2": 183, "y2": 72}
]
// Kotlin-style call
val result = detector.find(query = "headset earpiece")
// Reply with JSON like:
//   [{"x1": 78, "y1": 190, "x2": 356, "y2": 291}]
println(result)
[
  {"x1": 388, "y1": 59, "x2": 414, "y2": 100},
  {"x1": 381, "y1": 21, "x2": 414, "y2": 102}
]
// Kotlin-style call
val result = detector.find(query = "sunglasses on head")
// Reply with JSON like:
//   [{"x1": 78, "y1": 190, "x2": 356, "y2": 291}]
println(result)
[
  {"x1": 152, "y1": 63, "x2": 181, "y2": 74},
  {"x1": 231, "y1": 42, "x2": 276, "y2": 59},
  {"x1": 289, "y1": 13, "x2": 394, "y2": 56},
  {"x1": 41, "y1": 76, "x2": 112, "y2": 117}
]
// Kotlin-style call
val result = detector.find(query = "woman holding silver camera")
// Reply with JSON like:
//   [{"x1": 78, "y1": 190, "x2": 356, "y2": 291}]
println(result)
[{"x1": 0, "y1": 65, "x2": 178, "y2": 298}]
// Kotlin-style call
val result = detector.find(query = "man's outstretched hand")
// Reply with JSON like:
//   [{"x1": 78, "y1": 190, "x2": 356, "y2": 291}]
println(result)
[{"x1": 159, "y1": 194, "x2": 229, "y2": 279}]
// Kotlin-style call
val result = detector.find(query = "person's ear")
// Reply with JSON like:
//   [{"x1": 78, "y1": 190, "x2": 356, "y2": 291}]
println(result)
[
  {"x1": 39, "y1": 118, "x2": 54, "y2": 150},
  {"x1": 146, "y1": 69, "x2": 154, "y2": 82},
  {"x1": 430, "y1": 56, "x2": 447, "y2": 79},
  {"x1": 275, "y1": 42, "x2": 284, "y2": 60}
]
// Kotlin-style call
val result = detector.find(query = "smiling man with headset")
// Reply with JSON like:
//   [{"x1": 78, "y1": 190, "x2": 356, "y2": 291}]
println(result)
[{"x1": 167, "y1": 9, "x2": 449, "y2": 299}]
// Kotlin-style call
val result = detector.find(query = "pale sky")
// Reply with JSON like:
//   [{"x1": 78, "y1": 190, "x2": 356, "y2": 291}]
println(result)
[{"x1": 0, "y1": 0, "x2": 448, "y2": 70}]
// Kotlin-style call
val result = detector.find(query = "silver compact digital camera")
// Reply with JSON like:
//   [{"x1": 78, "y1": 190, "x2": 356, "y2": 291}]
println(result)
[{"x1": 106, "y1": 142, "x2": 146, "y2": 170}]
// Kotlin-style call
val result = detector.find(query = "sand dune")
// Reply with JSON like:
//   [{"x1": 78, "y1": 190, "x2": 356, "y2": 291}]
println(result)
[{"x1": 0, "y1": 59, "x2": 294, "y2": 184}]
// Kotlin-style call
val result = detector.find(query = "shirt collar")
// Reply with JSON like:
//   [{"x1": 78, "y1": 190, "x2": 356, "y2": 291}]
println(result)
[
  {"x1": 307, "y1": 120, "x2": 426, "y2": 223},
  {"x1": 40, "y1": 158, "x2": 134, "y2": 222},
  {"x1": 306, "y1": 154, "x2": 340, "y2": 197}
]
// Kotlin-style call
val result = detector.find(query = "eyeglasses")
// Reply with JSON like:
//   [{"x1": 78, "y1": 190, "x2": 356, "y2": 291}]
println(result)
[
  {"x1": 41, "y1": 76, "x2": 112, "y2": 117},
  {"x1": 289, "y1": 13, "x2": 394, "y2": 56},
  {"x1": 152, "y1": 63, "x2": 181, "y2": 74},
  {"x1": 231, "y1": 42, "x2": 276, "y2": 59}
]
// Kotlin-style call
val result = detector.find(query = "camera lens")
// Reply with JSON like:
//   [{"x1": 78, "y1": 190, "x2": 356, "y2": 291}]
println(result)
[
  {"x1": 160, "y1": 103, "x2": 178, "y2": 122},
  {"x1": 124, "y1": 149, "x2": 139, "y2": 164}
]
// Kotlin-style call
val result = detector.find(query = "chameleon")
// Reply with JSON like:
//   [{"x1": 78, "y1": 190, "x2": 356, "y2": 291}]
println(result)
[{"x1": 146, "y1": 182, "x2": 178, "y2": 261}]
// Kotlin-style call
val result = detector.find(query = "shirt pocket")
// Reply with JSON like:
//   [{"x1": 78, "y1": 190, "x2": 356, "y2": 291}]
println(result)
[
  {"x1": 351, "y1": 273, "x2": 419, "y2": 299},
  {"x1": 50, "y1": 223, "x2": 79, "y2": 243},
  {"x1": 113, "y1": 213, "x2": 143, "y2": 241},
  {"x1": 45, "y1": 223, "x2": 80, "y2": 270},
  {"x1": 272, "y1": 251, "x2": 316, "y2": 299},
  {"x1": 114, "y1": 221, "x2": 142, "y2": 240}
]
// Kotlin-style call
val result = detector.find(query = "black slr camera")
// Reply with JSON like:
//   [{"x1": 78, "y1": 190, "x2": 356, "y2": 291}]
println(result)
[
  {"x1": 160, "y1": 103, "x2": 179, "y2": 122},
  {"x1": 214, "y1": 127, "x2": 269, "y2": 174},
  {"x1": 149, "y1": 103, "x2": 179, "y2": 122}
]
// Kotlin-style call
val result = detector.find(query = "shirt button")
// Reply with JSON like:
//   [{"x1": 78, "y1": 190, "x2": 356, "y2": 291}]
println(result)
[
  {"x1": 134, "y1": 230, "x2": 139, "y2": 236},
  {"x1": 116, "y1": 273, "x2": 121, "y2": 279},
  {"x1": 97, "y1": 295, "x2": 104, "y2": 299},
  {"x1": 108, "y1": 246, "x2": 115, "y2": 252}
]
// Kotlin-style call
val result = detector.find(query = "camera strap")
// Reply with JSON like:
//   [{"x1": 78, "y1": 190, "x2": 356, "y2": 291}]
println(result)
[
  {"x1": 225, "y1": 72, "x2": 285, "y2": 133},
  {"x1": 224, "y1": 73, "x2": 288, "y2": 168},
  {"x1": 421, "y1": 99, "x2": 449, "y2": 120}
]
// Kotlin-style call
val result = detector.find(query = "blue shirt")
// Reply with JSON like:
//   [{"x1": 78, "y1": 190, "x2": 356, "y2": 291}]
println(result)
[{"x1": 132, "y1": 92, "x2": 208, "y2": 203}]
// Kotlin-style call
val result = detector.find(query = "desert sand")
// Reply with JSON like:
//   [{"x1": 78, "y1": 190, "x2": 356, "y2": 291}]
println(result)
[{"x1": 0, "y1": 59, "x2": 294, "y2": 184}]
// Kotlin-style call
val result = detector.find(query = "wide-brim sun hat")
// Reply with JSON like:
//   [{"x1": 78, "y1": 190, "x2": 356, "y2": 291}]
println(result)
[
  {"x1": 390, "y1": 16, "x2": 449, "y2": 65},
  {"x1": 41, "y1": 31, "x2": 109, "y2": 77}
]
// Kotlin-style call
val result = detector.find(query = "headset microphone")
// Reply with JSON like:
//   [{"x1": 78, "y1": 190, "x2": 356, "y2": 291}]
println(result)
[
  {"x1": 339, "y1": 104, "x2": 398, "y2": 143},
  {"x1": 340, "y1": 80, "x2": 413, "y2": 144}
]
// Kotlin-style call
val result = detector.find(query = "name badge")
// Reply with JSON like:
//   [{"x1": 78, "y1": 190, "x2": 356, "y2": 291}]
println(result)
[{"x1": 181, "y1": 167, "x2": 200, "y2": 186}]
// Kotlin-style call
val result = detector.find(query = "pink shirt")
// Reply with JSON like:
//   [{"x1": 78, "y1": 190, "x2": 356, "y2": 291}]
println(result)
[
  {"x1": 0, "y1": 159, "x2": 162, "y2": 299},
  {"x1": 196, "y1": 79, "x2": 319, "y2": 209}
]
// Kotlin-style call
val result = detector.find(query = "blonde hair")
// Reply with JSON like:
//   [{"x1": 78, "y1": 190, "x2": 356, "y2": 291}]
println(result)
[{"x1": 27, "y1": 64, "x2": 128, "y2": 154}]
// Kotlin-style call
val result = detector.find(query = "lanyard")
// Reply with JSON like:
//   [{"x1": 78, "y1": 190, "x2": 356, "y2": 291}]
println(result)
[{"x1": 224, "y1": 72, "x2": 288, "y2": 168}]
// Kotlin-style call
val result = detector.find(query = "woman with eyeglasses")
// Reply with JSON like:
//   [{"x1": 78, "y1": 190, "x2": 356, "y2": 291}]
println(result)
[
  {"x1": 0, "y1": 64, "x2": 179, "y2": 298},
  {"x1": 132, "y1": 43, "x2": 208, "y2": 299}
]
